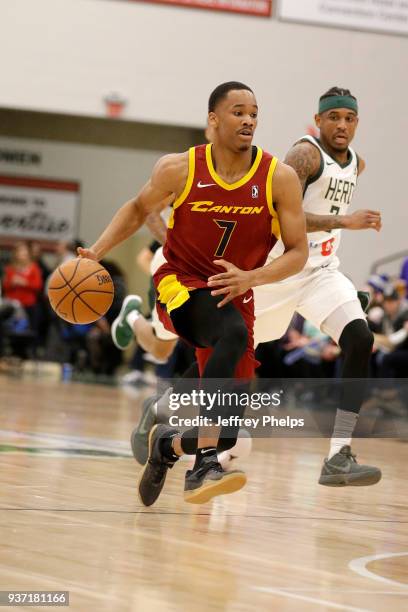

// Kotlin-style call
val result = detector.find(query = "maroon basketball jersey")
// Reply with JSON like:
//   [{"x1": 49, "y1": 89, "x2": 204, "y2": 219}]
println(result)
[{"x1": 161, "y1": 143, "x2": 279, "y2": 288}]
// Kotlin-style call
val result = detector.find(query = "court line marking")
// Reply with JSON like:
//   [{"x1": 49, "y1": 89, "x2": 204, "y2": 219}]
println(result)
[
  {"x1": 1, "y1": 507, "x2": 408, "y2": 522},
  {"x1": 0, "y1": 508, "x2": 407, "y2": 523},
  {"x1": 0, "y1": 429, "x2": 131, "y2": 451},
  {"x1": 252, "y1": 586, "x2": 372, "y2": 611},
  {"x1": 349, "y1": 552, "x2": 408, "y2": 590},
  {"x1": 3, "y1": 505, "x2": 403, "y2": 607}
]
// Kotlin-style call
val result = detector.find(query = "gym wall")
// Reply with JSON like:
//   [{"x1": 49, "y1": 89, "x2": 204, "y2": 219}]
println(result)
[{"x1": 1, "y1": 0, "x2": 406, "y2": 284}]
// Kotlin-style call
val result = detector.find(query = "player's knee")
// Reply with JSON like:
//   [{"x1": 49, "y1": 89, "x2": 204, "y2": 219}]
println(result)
[
  {"x1": 226, "y1": 320, "x2": 248, "y2": 352},
  {"x1": 339, "y1": 319, "x2": 374, "y2": 358}
]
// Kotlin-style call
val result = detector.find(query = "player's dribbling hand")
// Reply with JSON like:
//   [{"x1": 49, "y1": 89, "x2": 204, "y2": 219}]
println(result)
[
  {"x1": 345, "y1": 209, "x2": 382, "y2": 231},
  {"x1": 77, "y1": 246, "x2": 99, "y2": 261},
  {"x1": 208, "y1": 260, "x2": 253, "y2": 307}
]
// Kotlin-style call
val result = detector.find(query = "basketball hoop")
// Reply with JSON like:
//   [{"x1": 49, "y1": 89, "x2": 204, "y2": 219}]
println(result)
[{"x1": 104, "y1": 93, "x2": 127, "y2": 119}]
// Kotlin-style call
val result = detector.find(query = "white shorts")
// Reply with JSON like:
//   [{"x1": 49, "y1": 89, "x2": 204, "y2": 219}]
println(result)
[
  {"x1": 150, "y1": 247, "x2": 178, "y2": 342},
  {"x1": 254, "y1": 264, "x2": 365, "y2": 346}
]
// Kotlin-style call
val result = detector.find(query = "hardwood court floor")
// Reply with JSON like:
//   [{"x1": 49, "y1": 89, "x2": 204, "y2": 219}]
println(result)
[{"x1": 0, "y1": 376, "x2": 407, "y2": 612}]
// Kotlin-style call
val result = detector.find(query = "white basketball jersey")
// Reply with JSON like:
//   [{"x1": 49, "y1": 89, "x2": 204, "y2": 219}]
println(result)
[{"x1": 270, "y1": 135, "x2": 359, "y2": 270}]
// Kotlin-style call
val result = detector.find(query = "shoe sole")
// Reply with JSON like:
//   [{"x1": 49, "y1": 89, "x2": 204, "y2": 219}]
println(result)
[
  {"x1": 319, "y1": 469, "x2": 382, "y2": 487},
  {"x1": 136, "y1": 424, "x2": 160, "y2": 506},
  {"x1": 130, "y1": 399, "x2": 158, "y2": 465},
  {"x1": 184, "y1": 472, "x2": 247, "y2": 504},
  {"x1": 111, "y1": 295, "x2": 142, "y2": 350}
]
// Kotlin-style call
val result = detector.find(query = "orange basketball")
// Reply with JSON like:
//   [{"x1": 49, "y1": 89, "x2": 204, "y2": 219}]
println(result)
[{"x1": 48, "y1": 258, "x2": 114, "y2": 324}]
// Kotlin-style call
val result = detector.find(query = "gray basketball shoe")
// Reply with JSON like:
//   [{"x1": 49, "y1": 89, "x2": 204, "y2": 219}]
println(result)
[
  {"x1": 130, "y1": 388, "x2": 173, "y2": 465},
  {"x1": 319, "y1": 445, "x2": 382, "y2": 487}
]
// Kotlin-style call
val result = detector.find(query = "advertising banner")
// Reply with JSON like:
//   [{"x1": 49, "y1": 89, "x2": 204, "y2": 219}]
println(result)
[
  {"x1": 0, "y1": 175, "x2": 80, "y2": 243},
  {"x1": 278, "y1": 0, "x2": 408, "y2": 35}
]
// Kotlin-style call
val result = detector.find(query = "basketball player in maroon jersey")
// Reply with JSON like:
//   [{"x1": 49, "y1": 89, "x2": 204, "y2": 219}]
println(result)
[{"x1": 79, "y1": 82, "x2": 308, "y2": 505}]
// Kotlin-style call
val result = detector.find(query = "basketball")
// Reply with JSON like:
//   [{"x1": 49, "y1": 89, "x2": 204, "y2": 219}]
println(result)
[{"x1": 47, "y1": 258, "x2": 114, "y2": 324}]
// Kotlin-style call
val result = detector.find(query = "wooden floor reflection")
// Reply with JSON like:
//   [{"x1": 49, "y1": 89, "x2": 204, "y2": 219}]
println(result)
[{"x1": 1, "y1": 377, "x2": 407, "y2": 611}]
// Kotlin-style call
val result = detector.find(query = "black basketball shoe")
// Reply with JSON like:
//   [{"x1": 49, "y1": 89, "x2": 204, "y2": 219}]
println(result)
[
  {"x1": 137, "y1": 424, "x2": 179, "y2": 507},
  {"x1": 184, "y1": 456, "x2": 247, "y2": 504}
]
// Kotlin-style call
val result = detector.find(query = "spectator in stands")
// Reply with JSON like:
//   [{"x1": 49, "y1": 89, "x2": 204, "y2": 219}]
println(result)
[
  {"x1": 366, "y1": 274, "x2": 389, "y2": 309},
  {"x1": 86, "y1": 260, "x2": 127, "y2": 375},
  {"x1": 29, "y1": 241, "x2": 51, "y2": 285},
  {"x1": 55, "y1": 239, "x2": 85, "y2": 265},
  {"x1": 29, "y1": 241, "x2": 52, "y2": 348},
  {"x1": 2, "y1": 241, "x2": 43, "y2": 334},
  {"x1": 366, "y1": 285, "x2": 408, "y2": 415},
  {"x1": 372, "y1": 285, "x2": 408, "y2": 366},
  {"x1": 401, "y1": 257, "x2": 408, "y2": 297}
]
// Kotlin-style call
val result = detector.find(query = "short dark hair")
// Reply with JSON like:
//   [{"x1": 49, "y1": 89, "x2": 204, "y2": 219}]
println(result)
[
  {"x1": 319, "y1": 86, "x2": 357, "y2": 103},
  {"x1": 208, "y1": 81, "x2": 253, "y2": 113},
  {"x1": 383, "y1": 284, "x2": 400, "y2": 301}
]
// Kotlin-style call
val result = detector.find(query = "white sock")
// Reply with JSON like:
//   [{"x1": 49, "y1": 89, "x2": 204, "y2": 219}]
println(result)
[
  {"x1": 328, "y1": 409, "x2": 358, "y2": 459},
  {"x1": 329, "y1": 437, "x2": 352, "y2": 459},
  {"x1": 126, "y1": 310, "x2": 140, "y2": 328}
]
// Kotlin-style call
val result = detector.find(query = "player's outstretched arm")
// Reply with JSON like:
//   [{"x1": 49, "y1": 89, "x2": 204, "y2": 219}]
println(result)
[
  {"x1": 78, "y1": 153, "x2": 187, "y2": 260},
  {"x1": 305, "y1": 209, "x2": 382, "y2": 232},
  {"x1": 285, "y1": 144, "x2": 381, "y2": 233}
]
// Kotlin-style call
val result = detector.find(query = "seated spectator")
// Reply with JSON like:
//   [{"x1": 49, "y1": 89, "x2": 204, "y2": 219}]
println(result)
[
  {"x1": 85, "y1": 260, "x2": 127, "y2": 375},
  {"x1": 29, "y1": 241, "x2": 52, "y2": 348},
  {"x1": 0, "y1": 298, "x2": 28, "y2": 359},
  {"x1": 365, "y1": 274, "x2": 389, "y2": 309},
  {"x1": 366, "y1": 285, "x2": 408, "y2": 415},
  {"x1": 29, "y1": 241, "x2": 51, "y2": 286},
  {"x1": 401, "y1": 257, "x2": 408, "y2": 297},
  {"x1": 55, "y1": 239, "x2": 85, "y2": 266},
  {"x1": 369, "y1": 285, "x2": 408, "y2": 339},
  {"x1": 2, "y1": 241, "x2": 43, "y2": 336}
]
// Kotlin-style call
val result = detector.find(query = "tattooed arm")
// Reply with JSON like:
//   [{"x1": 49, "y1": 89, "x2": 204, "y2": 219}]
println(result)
[
  {"x1": 284, "y1": 143, "x2": 380, "y2": 232},
  {"x1": 284, "y1": 142, "x2": 333, "y2": 231},
  {"x1": 284, "y1": 141, "x2": 321, "y2": 192}
]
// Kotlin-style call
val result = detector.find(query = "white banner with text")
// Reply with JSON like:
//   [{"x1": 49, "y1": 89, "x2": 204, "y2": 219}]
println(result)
[
  {"x1": 0, "y1": 176, "x2": 80, "y2": 243},
  {"x1": 278, "y1": 0, "x2": 408, "y2": 35}
]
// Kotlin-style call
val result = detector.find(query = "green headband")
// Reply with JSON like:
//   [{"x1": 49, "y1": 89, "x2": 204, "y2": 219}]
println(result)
[{"x1": 319, "y1": 95, "x2": 358, "y2": 114}]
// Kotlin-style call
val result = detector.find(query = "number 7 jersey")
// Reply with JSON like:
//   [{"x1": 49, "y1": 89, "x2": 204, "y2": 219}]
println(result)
[{"x1": 157, "y1": 143, "x2": 280, "y2": 292}]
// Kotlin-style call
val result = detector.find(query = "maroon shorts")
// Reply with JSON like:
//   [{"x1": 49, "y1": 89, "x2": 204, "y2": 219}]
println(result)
[{"x1": 153, "y1": 264, "x2": 259, "y2": 379}]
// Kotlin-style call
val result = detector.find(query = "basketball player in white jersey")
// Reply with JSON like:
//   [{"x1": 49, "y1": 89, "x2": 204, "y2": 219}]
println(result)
[{"x1": 253, "y1": 87, "x2": 382, "y2": 486}]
